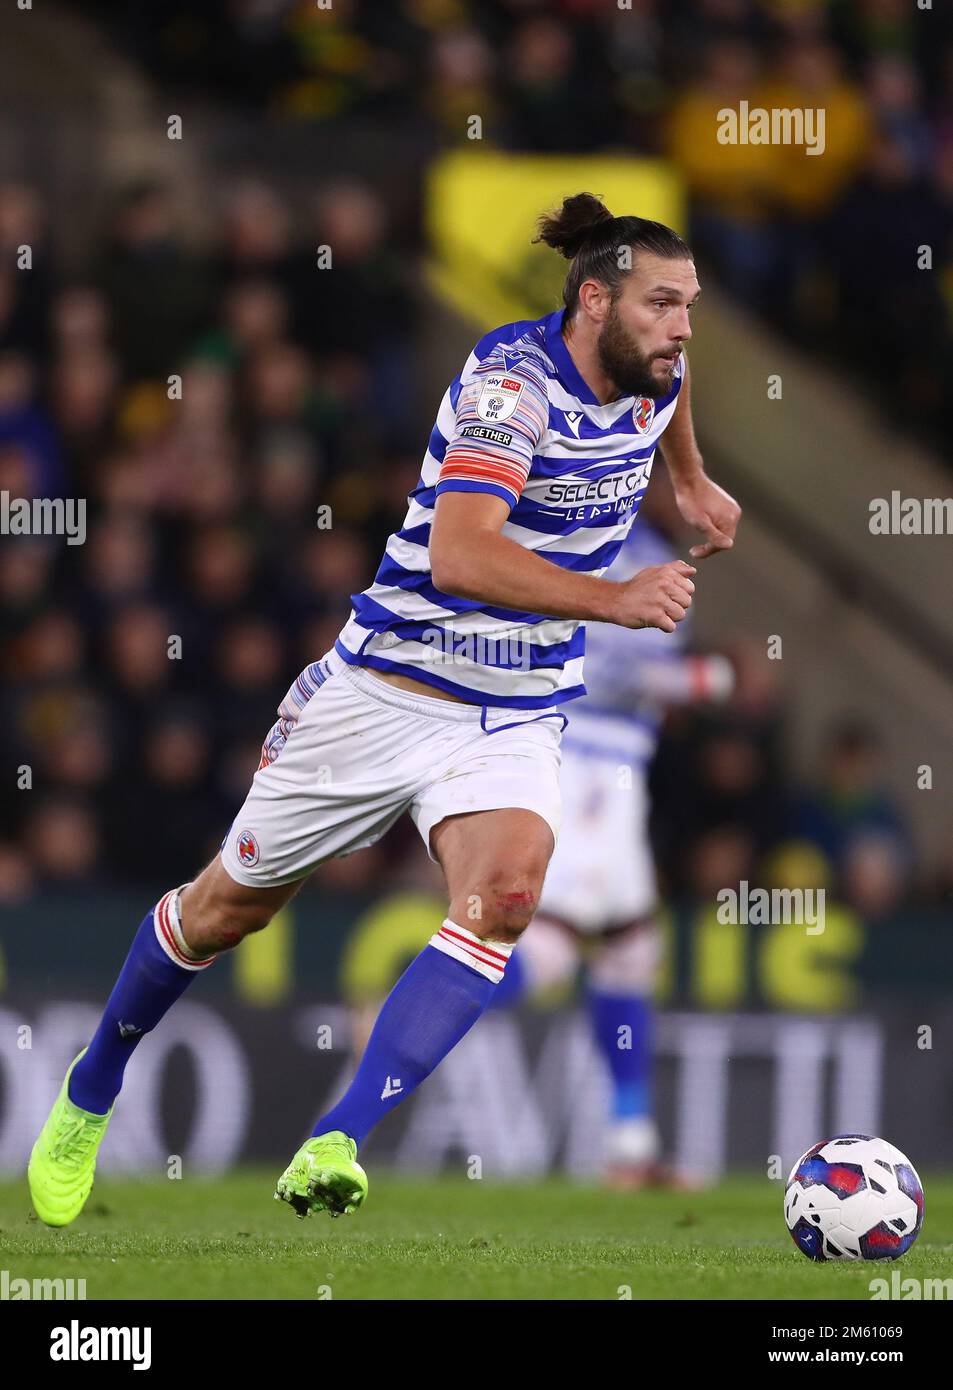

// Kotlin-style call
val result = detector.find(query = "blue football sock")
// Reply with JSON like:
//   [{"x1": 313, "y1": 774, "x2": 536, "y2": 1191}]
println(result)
[
  {"x1": 68, "y1": 889, "x2": 216, "y2": 1115},
  {"x1": 588, "y1": 987, "x2": 653, "y2": 1121},
  {"x1": 314, "y1": 922, "x2": 510, "y2": 1145},
  {"x1": 486, "y1": 945, "x2": 527, "y2": 1008}
]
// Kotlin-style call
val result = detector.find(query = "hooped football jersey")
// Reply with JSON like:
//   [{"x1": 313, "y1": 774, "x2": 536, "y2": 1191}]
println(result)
[{"x1": 335, "y1": 308, "x2": 683, "y2": 708}]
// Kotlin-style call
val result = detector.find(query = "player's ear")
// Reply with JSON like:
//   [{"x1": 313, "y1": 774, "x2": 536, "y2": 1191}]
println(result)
[{"x1": 577, "y1": 278, "x2": 611, "y2": 324}]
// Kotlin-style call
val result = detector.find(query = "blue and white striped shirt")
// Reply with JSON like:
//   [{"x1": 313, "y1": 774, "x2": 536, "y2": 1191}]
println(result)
[
  {"x1": 334, "y1": 308, "x2": 684, "y2": 709},
  {"x1": 561, "y1": 522, "x2": 688, "y2": 764}
]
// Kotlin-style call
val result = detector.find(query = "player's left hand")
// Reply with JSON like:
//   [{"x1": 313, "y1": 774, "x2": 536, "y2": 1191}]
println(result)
[{"x1": 673, "y1": 472, "x2": 741, "y2": 559}]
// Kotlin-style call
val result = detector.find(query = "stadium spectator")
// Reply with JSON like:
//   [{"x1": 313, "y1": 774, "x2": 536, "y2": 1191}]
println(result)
[
  {"x1": 791, "y1": 720, "x2": 914, "y2": 901},
  {"x1": 94, "y1": 181, "x2": 211, "y2": 382},
  {"x1": 667, "y1": 39, "x2": 777, "y2": 305}
]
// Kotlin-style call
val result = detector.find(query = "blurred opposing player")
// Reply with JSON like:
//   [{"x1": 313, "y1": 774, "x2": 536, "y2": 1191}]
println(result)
[
  {"x1": 495, "y1": 514, "x2": 735, "y2": 1187},
  {"x1": 29, "y1": 193, "x2": 739, "y2": 1226}
]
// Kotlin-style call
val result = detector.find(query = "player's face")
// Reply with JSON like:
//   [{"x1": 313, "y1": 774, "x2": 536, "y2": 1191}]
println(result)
[{"x1": 597, "y1": 255, "x2": 700, "y2": 400}]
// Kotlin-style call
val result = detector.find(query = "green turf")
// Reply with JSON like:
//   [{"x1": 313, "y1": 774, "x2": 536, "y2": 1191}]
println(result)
[{"x1": 1, "y1": 1172, "x2": 950, "y2": 1300}]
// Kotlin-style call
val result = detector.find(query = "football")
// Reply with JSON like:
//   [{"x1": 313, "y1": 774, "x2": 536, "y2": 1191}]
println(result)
[{"x1": 784, "y1": 1134, "x2": 924, "y2": 1261}]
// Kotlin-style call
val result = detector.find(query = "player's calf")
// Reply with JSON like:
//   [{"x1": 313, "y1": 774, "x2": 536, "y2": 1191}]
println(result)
[
  {"x1": 273, "y1": 810, "x2": 555, "y2": 1224},
  {"x1": 179, "y1": 857, "x2": 298, "y2": 955},
  {"x1": 589, "y1": 919, "x2": 664, "y2": 1186},
  {"x1": 28, "y1": 886, "x2": 216, "y2": 1225},
  {"x1": 28, "y1": 861, "x2": 299, "y2": 1226}
]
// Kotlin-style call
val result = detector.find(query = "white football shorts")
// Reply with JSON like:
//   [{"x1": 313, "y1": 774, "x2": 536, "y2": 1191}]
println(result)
[
  {"x1": 536, "y1": 724, "x2": 658, "y2": 935},
  {"x1": 221, "y1": 650, "x2": 565, "y2": 888}
]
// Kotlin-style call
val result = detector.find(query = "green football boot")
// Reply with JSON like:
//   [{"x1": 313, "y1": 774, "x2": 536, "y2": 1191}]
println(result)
[
  {"x1": 28, "y1": 1050, "x2": 113, "y2": 1227},
  {"x1": 275, "y1": 1131, "x2": 368, "y2": 1219}
]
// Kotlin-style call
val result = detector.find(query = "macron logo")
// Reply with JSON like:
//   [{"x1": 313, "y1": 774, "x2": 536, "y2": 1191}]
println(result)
[
  {"x1": 380, "y1": 1076, "x2": 403, "y2": 1100},
  {"x1": 499, "y1": 348, "x2": 524, "y2": 372}
]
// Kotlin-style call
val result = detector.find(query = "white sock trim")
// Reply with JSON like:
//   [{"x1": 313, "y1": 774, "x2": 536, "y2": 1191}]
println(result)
[
  {"x1": 429, "y1": 919, "x2": 512, "y2": 984},
  {"x1": 153, "y1": 886, "x2": 216, "y2": 971}
]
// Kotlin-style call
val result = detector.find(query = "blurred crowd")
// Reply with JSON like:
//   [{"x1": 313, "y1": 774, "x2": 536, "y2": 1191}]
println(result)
[
  {"x1": 0, "y1": 174, "x2": 426, "y2": 897},
  {"x1": 1, "y1": 0, "x2": 951, "y2": 916},
  {"x1": 652, "y1": 686, "x2": 953, "y2": 923},
  {"x1": 80, "y1": 0, "x2": 953, "y2": 450}
]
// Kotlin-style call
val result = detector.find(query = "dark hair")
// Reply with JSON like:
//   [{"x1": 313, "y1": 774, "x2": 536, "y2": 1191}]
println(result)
[{"x1": 534, "y1": 192, "x2": 692, "y2": 314}]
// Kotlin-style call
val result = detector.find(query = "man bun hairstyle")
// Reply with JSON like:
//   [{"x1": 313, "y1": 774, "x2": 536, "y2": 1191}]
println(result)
[
  {"x1": 535, "y1": 192, "x2": 692, "y2": 314},
  {"x1": 535, "y1": 192, "x2": 615, "y2": 260}
]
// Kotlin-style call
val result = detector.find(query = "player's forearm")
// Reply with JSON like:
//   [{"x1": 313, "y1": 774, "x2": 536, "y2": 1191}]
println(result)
[
  {"x1": 659, "y1": 350, "x2": 706, "y2": 485},
  {"x1": 612, "y1": 655, "x2": 736, "y2": 707},
  {"x1": 658, "y1": 406, "x2": 705, "y2": 486},
  {"x1": 660, "y1": 432, "x2": 706, "y2": 486},
  {"x1": 431, "y1": 527, "x2": 620, "y2": 623}
]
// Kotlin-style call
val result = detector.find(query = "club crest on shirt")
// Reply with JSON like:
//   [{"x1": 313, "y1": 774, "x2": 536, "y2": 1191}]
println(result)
[
  {"x1": 477, "y1": 373, "x2": 524, "y2": 423},
  {"x1": 633, "y1": 397, "x2": 655, "y2": 433},
  {"x1": 237, "y1": 831, "x2": 260, "y2": 867}
]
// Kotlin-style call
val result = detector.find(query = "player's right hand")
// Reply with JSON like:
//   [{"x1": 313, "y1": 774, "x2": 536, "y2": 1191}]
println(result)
[{"x1": 609, "y1": 560, "x2": 696, "y2": 633}]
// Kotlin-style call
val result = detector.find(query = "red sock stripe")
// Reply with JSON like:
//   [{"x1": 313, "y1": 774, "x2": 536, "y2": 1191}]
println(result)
[
  {"x1": 437, "y1": 925, "x2": 510, "y2": 972},
  {"x1": 155, "y1": 891, "x2": 215, "y2": 969},
  {"x1": 447, "y1": 940, "x2": 505, "y2": 976}
]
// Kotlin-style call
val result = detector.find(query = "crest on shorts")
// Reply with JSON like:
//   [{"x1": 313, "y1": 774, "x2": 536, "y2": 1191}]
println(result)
[
  {"x1": 237, "y1": 831, "x2": 260, "y2": 867},
  {"x1": 633, "y1": 397, "x2": 655, "y2": 434}
]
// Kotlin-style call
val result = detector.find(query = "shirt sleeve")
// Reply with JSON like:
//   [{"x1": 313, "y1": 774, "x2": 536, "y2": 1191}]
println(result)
[{"x1": 435, "y1": 348, "x2": 549, "y2": 509}]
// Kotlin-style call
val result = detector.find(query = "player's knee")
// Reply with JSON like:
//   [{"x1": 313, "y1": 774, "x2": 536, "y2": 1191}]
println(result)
[
  {"x1": 477, "y1": 872, "x2": 542, "y2": 941},
  {"x1": 589, "y1": 921, "x2": 661, "y2": 994},
  {"x1": 202, "y1": 898, "x2": 273, "y2": 951},
  {"x1": 180, "y1": 878, "x2": 276, "y2": 953}
]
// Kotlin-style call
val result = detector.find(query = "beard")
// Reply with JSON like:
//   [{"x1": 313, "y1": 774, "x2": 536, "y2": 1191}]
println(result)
[{"x1": 597, "y1": 300, "x2": 674, "y2": 400}]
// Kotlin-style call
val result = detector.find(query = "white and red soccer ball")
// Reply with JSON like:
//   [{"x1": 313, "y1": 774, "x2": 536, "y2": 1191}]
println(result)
[{"x1": 784, "y1": 1134, "x2": 924, "y2": 1261}]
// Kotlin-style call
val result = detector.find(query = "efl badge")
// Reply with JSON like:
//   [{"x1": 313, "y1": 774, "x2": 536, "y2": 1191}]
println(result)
[
  {"x1": 237, "y1": 831, "x2": 260, "y2": 867},
  {"x1": 633, "y1": 397, "x2": 655, "y2": 434},
  {"x1": 477, "y1": 373, "x2": 524, "y2": 423}
]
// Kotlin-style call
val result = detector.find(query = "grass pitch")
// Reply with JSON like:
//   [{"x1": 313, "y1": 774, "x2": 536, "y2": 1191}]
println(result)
[{"x1": 1, "y1": 1172, "x2": 950, "y2": 1301}]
